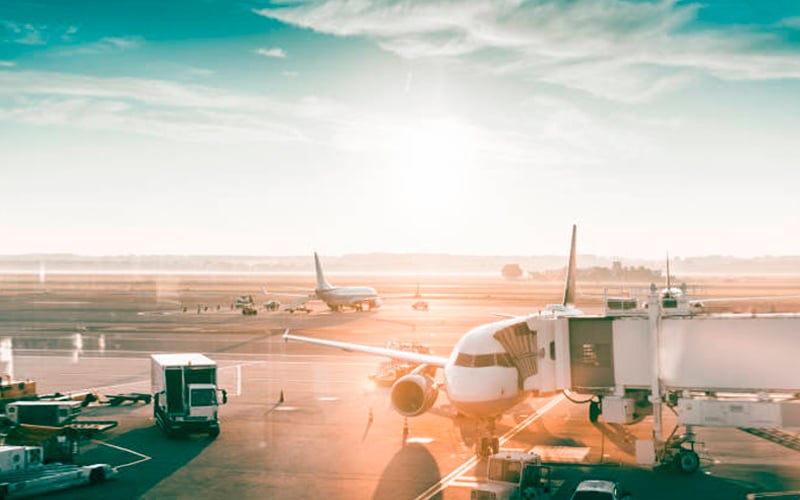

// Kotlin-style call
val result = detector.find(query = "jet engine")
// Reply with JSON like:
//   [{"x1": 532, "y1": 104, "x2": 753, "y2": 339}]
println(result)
[{"x1": 390, "y1": 373, "x2": 439, "y2": 417}]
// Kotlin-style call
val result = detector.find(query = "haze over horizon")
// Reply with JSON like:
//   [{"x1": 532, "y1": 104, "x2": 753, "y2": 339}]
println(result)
[{"x1": 2, "y1": 1, "x2": 799, "y2": 259}]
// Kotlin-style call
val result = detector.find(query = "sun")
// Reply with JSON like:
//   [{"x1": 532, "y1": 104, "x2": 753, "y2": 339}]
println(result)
[{"x1": 385, "y1": 117, "x2": 480, "y2": 215}]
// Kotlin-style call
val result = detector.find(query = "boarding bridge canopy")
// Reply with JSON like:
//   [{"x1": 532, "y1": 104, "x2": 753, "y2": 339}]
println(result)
[{"x1": 493, "y1": 322, "x2": 538, "y2": 388}]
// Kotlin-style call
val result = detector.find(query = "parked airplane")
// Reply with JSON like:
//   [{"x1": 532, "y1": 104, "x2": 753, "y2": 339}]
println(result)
[
  {"x1": 264, "y1": 253, "x2": 382, "y2": 312},
  {"x1": 284, "y1": 225, "x2": 580, "y2": 456}
]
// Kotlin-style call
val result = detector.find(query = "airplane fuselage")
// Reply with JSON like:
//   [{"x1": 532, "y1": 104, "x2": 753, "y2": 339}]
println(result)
[{"x1": 315, "y1": 286, "x2": 381, "y2": 310}]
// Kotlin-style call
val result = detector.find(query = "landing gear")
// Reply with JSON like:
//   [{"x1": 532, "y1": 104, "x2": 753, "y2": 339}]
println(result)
[
  {"x1": 477, "y1": 437, "x2": 500, "y2": 457},
  {"x1": 677, "y1": 449, "x2": 699, "y2": 474},
  {"x1": 661, "y1": 427, "x2": 701, "y2": 474},
  {"x1": 475, "y1": 419, "x2": 500, "y2": 458},
  {"x1": 589, "y1": 399, "x2": 602, "y2": 423}
]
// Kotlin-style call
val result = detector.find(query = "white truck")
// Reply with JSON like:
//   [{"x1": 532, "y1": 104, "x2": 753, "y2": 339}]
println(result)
[
  {"x1": 0, "y1": 445, "x2": 116, "y2": 498},
  {"x1": 151, "y1": 353, "x2": 227, "y2": 438},
  {"x1": 471, "y1": 451, "x2": 553, "y2": 500}
]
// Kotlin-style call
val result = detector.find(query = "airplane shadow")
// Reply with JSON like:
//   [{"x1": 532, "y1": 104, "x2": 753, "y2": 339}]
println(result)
[
  {"x1": 46, "y1": 425, "x2": 213, "y2": 499},
  {"x1": 434, "y1": 403, "x2": 588, "y2": 451},
  {"x1": 372, "y1": 444, "x2": 442, "y2": 500}
]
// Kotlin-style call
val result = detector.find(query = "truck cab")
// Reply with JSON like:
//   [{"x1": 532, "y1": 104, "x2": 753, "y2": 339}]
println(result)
[{"x1": 471, "y1": 451, "x2": 552, "y2": 500}]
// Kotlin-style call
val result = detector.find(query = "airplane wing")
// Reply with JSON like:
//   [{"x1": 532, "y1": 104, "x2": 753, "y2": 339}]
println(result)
[
  {"x1": 262, "y1": 286, "x2": 314, "y2": 299},
  {"x1": 286, "y1": 297, "x2": 312, "y2": 308},
  {"x1": 283, "y1": 332, "x2": 449, "y2": 367}
]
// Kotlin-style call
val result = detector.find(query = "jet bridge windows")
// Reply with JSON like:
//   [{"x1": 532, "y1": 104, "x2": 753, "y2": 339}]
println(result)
[{"x1": 568, "y1": 317, "x2": 615, "y2": 391}]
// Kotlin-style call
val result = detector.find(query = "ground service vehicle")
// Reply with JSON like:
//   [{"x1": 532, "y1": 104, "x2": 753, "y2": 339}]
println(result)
[
  {"x1": 5, "y1": 401, "x2": 81, "y2": 427},
  {"x1": 0, "y1": 445, "x2": 116, "y2": 498},
  {"x1": 570, "y1": 480, "x2": 631, "y2": 500},
  {"x1": 471, "y1": 451, "x2": 552, "y2": 500},
  {"x1": 151, "y1": 353, "x2": 227, "y2": 437}
]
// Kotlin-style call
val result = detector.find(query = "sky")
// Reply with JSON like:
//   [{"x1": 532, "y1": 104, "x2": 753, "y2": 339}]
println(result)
[{"x1": 1, "y1": 0, "x2": 799, "y2": 258}]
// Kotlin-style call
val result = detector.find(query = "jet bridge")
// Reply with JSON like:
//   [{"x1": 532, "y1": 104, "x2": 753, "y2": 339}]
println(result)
[{"x1": 521, "y1": 292, "x2": 800, "y2": 472}]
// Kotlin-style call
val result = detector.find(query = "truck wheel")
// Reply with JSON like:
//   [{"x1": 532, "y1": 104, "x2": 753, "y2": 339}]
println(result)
[
  {"x1": 677, "y1": 450, "x2": 700, "y2": 474},
  {"x1": 589, "y1": 400, "x2": 601, "y2": 423},
  {"x1": 90, "y1": 467, "x2": 106, "y2": 484},
  {"x1": 208, "y1": 428, "x2": 220, "y2": 439}
]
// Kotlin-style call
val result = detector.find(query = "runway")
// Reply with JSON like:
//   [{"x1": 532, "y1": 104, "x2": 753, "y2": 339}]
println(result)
[{"x1": 1, "y1": 273, "x2": 800, "y2": 499}]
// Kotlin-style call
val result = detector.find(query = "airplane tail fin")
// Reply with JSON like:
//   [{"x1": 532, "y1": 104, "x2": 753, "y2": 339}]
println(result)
[
  {"x1": 666, "y1": 252, "x2": 671, "y2": 291},
  {"x1": 562, "y1": 224, "x2": 577, "y2": 307},
  {"x1": 314, "y1": 252, "x2": 333, "y2": 290}
]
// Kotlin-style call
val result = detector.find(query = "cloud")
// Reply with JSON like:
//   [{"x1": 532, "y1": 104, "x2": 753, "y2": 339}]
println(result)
[
  {"x1": 255, "y1": 47, "x2": 287, "y2": 58},
  {"x1": 0, "y1": 71, "x2": 310, "y2": 144},
  {"x1": 0, "y1": 97, "x2": 305, "y2": 144},
  {"x1": 776, "y1": 16, "x2": 800, "y2": 29},
  {"x1": 0, "y1": 69, "x2": 650, "y2": 167},
  {"x1": 1, "y1": 20, "x2": 45, "y2": 45},
  {"x1": 0, "y1": 61, "x2": 15, "y2": 67},
  {"x1": 61, "y1": 26, "x2": 79, "y2": 42},
  {"x1": 57, "y1": 36, "x2": 144, "y2": 55},
  {"x1": 254, "y1": 0, "x2": 800, "y2": 101},
  {"x1": 186, "y1": 66, "x2": 216, "y2": 77}
]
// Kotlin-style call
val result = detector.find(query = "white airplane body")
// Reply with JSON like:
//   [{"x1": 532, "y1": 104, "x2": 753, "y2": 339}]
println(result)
[
  {"x1": 264, "y1": 253, "x2": 382, "y2": 312},
  {"x1": 312, "y1": 253, "x2": 381, "y2": 311},
  {"x1": 315, "y1": 285, "x2": 381, "y2": 311},
  {"x1": 284, "y1": 225, "x2": 580, "y2": 455}
]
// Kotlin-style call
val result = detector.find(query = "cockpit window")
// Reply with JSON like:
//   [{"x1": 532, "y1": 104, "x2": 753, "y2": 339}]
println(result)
[
  {"x1": 454, "y1": 352, "x2": 515, "y2": 368},
  {"x1": 474, "y1": 354, "x2": 495, "y2": 367},
  {"x1": 496, "y1": 352, "x2": 514, "y2": 367}
]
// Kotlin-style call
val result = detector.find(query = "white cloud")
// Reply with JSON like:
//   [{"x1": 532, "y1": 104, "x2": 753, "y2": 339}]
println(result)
[
  {"x1": 0, "y1": 71, "x2": 311, "y2": 144},
  {"x1": 255, "y1": 47, "x2": 287, "y2": 58},
  {"x1": 1, "y1": 20, "x2": 45, "y2": 45},
  {"x1": 0, "y1": 69, "x2": 650, "y2": 167},
  {"x1": 61, "y1": 26, "x2": 79, "y2": 42},
  {"x1": 255, "y1": 0, "x2": 800, "y2": 101},
  {"x1": 776, "y1": 16, "x2": 800, "y2": 29},
  {"x1": 57, "y1": 36, "x2": 144, "y2": 55},
  {"x1": 186, "y1": 66, "x2": 216, "y2": 77},
  {"x1": 0, "y1": 61, "x2": 15, "y2": 67}
]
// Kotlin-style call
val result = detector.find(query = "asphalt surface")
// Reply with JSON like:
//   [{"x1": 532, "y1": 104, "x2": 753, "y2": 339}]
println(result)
[{"x1": 1, "y1": 274, "x2": 799, "y2": 499}]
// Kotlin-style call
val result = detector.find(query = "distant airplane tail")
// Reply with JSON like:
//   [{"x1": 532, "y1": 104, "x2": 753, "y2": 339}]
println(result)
[
  {"x1": 314, "y1": 252, "x2": 333, "y2": 290},
  {"x1": 562, "y1": 224, "x2": 577, "y2": 307}
]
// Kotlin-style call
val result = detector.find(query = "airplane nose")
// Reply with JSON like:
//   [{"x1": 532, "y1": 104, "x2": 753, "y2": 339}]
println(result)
[{"x1": 445, "y1": 366, "x2": 517, "y2": 402}]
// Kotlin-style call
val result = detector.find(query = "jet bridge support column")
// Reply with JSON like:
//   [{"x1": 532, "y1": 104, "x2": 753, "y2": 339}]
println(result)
[{"x1": 648, "y1": 286, "x2": 664, "y2": 446}]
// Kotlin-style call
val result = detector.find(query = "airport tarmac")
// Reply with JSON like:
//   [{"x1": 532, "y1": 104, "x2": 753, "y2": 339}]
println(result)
[{"x1": 1, "y1": 273, "x2": 800, "y2": 499}]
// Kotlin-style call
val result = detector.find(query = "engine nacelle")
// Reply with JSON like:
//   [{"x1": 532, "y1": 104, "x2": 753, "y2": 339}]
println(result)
[{"x1": 390, "y1": 373, "x2": 439, "y2": 417}]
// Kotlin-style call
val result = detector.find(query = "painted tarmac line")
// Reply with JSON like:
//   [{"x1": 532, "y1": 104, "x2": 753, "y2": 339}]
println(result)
[
  {"x1": 413, "y1": 394, "x2": 566, "y2": 500},
  {"x1": 59, "y1": 360, "x2": 266, "y2": 397},
  {"x1": 92, "y1": 439, "x2": 152, "y2": 469},
  {"x1": 746, "y1": 492, "x2": 800, "y2": 499}
]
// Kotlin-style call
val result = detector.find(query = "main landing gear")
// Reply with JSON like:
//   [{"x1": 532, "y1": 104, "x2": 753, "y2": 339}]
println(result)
[
  {"x1": 589, "y1": 398, "x2": 602, "y2": 423},
  {"x1": 662, "y1": 428, "x2": 701, "y2": 474}
]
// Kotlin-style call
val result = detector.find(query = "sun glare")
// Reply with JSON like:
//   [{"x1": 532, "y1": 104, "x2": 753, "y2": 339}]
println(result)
[{"x1": 383, "y1": 118, "x2": 479, "y2": 224}]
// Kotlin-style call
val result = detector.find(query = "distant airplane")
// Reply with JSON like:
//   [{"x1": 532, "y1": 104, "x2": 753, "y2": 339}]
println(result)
[
  {"x1": 264, "y1": 252, "x2": 382, "y2": 312},
  {"x1": 285, "y1": 225, "x2": 581, "y2": 457}
]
